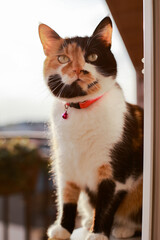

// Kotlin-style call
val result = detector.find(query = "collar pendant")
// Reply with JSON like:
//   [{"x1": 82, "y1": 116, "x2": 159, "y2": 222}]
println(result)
[
  {"x1": 62, "y1": 94, "x2": 105, "y2": 120},
  {"x1": 62, "y1": 104, "x2": 69, "y2": 119}
]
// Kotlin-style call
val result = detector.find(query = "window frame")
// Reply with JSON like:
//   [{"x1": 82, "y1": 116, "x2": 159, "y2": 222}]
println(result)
[
  {"x1": 142, "y1": 0, "x2": 154, "y2": 240},
  {"x1": 152, "y1": 0, "x2": 160, "y2": 239}
]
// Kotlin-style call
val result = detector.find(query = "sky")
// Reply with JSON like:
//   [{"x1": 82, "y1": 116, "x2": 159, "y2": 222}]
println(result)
[{"x1": 0, "y1": 0, "x2": 136, "y2": 126}]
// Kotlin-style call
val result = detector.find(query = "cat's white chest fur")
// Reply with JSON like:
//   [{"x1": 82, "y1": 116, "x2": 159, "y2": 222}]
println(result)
[{"x1": 51, "y1": 86, "x2": 127, "y2": 191}]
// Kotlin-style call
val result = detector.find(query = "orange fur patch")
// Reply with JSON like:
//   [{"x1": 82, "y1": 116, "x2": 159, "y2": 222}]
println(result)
[
  {"x1": 44, "y1": 57, "x2": 59, "y2": 75},
  {"x1": 63, "y1": 182, "x2": 80, "y2": 204},
  {"x1": 87, "y1": 83, "x2": 101, "y2": 94},
  {"x1": 98, "y1": 164, "x2": 113, "y2": 183},
  {"x1": 132, "y1": 106, "x2": 143, "y2": 150},
  {"x1": 132, "y1": 131, "x2": 143, "y2": 150},
  {"x1": 61, "y1": 43, "x2": 85, "y2": 77},
  {"x1": 39, "y1": 24, "x2": 63, "y2": 56},
  {"x1": 43, "y1": 39, "x2": 64, "y2": 76},
  {"x1": 116, "y1": 177, "x2": 143, "y2": 218},
  {"x1": 78, "y1": 72, "x2": 101, "y2": 94},
  {"x1": 101, "y1": 25, "x2": 113, "y2": 46},
  {"x1": 90, "y1": 209, "x2": 96, "y2": 232}
]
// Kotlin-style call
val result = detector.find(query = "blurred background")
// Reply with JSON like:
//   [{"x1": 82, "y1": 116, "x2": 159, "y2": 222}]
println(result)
[{"x1": 0, "y1": 0, "x2": 143, "y2": 239}]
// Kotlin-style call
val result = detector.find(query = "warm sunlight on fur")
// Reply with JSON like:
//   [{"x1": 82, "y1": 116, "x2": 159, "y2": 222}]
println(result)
[{"x1": 39, "y1": 16, "x2": 143, "y2": 240}]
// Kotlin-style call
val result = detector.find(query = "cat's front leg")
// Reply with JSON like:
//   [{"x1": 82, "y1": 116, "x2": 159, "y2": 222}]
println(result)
[
  {"x1": 48, "y1": 181, "x2": 80, "y2": 240},
  {"x1": 86, "y1": 179, "x2": 126, "y2": 240}
]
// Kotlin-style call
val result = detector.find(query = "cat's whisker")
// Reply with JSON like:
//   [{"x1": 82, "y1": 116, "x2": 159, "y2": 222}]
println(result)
[
  {"x1": 57, "y1": 83, "x2": 66, "y2": 98},
  {"x1": 48, "y1": 77, "x2": 62, "y2": 86},
  {"x1": 40, "y1": 92, "x2": 52, "y2": 102},
  {"x1": 49, "y1": 81, "x2": 64, "y2": 93},
  {"x1": 52, "y1": 83, "x2": 63, "y2": 93},
  {"x1": 48, "y1": 83, "x2": 60, "y2": 91},
  {"x1": 48, "y1": 81, "x2": 61, "y2": 88}
]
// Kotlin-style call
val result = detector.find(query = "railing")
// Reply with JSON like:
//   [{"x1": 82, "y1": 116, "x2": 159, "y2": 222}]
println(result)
[{"x1": 0, "y1": 132, "x2": 56, "y2": 240}]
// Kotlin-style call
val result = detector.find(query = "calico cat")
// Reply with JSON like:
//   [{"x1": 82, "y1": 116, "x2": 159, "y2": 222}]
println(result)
[{"x1": 39, "y1": 17, "x2": 143, "y2": 240}]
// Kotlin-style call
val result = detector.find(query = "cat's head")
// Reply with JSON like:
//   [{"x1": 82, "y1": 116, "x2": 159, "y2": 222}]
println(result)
[{"x1": 39, "y1": 17, "x2": 117, "y2": 102}]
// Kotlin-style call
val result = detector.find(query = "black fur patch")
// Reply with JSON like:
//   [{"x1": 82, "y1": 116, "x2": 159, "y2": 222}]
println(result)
[
  {"x1": 86, "y1": 180, "x2": 127, "y2": 237},
  {"x1": 61, "y1": 203, "x2": 77, "y2": 233},
  {"x1": 62, "y1": 37, "x2": 90, "y2": 52},
  {"x1": 48, "y1": 74, "x2": 87, "y2": 98},
  {"x1": 101, "y1": 190, "x2": 127, "y2": 237},
  {"x1": 110, "y1": 103, "x2": 143, "y2": 183},
  {"x1": 85, "y1": 187, "x2": 97, "y2": 207},
  {"x1": 85, "y1": 38, "x2": 117, "y2": 77},
  {"x1": 93, "y1": 180, "x2": 116, "y2": 234}
]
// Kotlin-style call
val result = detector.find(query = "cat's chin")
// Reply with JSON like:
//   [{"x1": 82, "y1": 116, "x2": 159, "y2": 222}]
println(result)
[{"x1": 57, "y1": 90, "x2": 106, "y2": 103}]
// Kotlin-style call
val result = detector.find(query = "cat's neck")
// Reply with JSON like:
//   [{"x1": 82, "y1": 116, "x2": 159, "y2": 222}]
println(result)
[
  {"x1": 54, "y1": 83, "x2": 126, "y2": 121},
  {"x1": 65, "y1": 94, "x2": 105, "y2": 110},
  {"x1": 58, "y1": 83, "x2": 123, "y2": 105}
]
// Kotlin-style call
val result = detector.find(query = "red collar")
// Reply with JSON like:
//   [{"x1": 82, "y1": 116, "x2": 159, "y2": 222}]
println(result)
[
  {"x1": 62, "y1": 94, "x2": 104, "y2": 119},
  {"x1": 67, "y1": 94, "x2": 104, "y2": 109}
]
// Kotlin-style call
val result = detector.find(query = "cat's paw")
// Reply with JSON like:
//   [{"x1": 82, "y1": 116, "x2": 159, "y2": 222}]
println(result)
[
  {"x1": 86, "y1": 232, "x2": 108, "y2": 240},
  {"x1": 112, "y1": 226, "x2": 135, "y2": 239},
  {"x1": 47, "y1": 225, "x2": 71, "y2": 240}
]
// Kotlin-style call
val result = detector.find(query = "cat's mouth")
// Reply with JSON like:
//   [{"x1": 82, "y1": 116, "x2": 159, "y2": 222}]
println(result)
[
  {"x1": 48, "y1": 74, "x2": 87, "y2": 98},
  {"x1": 48, "y1": 75, "x2": 100, "y2": 99}
]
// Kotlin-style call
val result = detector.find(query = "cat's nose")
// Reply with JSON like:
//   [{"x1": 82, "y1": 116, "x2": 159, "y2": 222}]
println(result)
[
  {"x1": 73, "y1": 68, "x2": 88, "y2": 78},
  {"x1": 73, "y1": 68, "x2": 82, "y2": 77}
]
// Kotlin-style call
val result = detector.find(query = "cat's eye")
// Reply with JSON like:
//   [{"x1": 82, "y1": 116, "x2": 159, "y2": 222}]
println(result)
[
  {"x1": 87, "y1": 54, "x2": 98, "y2": 62},
  {"x1": 58, "y1": 55, "x2": 70, "y2": 64}
]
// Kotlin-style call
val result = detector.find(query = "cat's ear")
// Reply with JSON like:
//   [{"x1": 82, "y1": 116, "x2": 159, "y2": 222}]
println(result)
[
  {"x1": 39, "y1": 24, "x2": 61, "y2": 56},
  {"x1": 92, "y1": 17, "x2": 113, "y2": 47}
]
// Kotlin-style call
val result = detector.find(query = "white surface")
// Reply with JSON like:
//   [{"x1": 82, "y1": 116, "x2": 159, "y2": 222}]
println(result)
[
  {"x1": 71, "y1": 228, "x2": 140, "y2": 240},
  {"x1": 71, "y1": 228, "x2": 89, "y2": 240}
]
